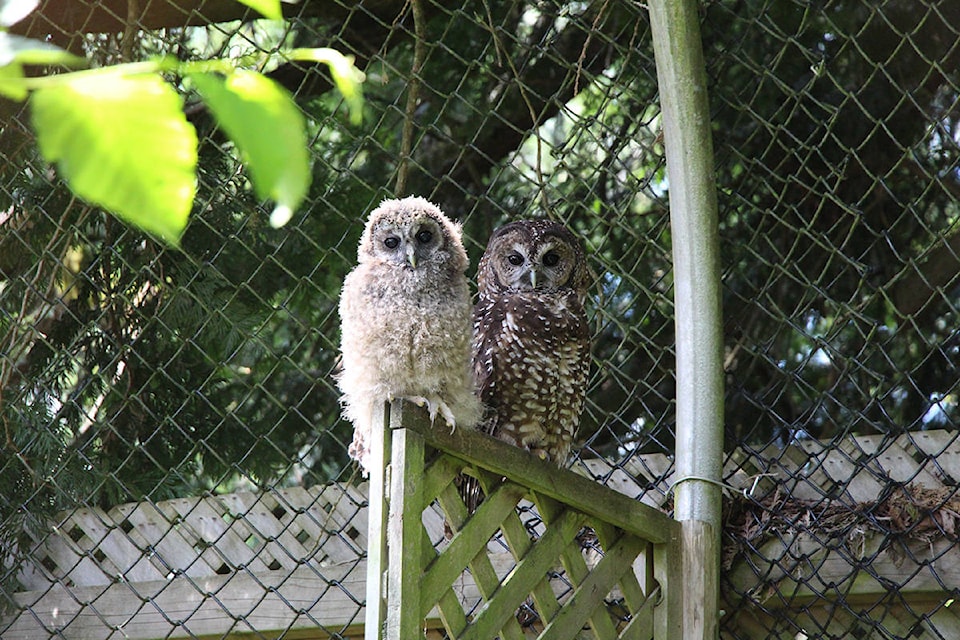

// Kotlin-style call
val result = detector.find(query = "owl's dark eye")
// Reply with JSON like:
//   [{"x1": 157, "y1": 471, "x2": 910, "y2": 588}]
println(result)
[
  {"x1": 542, "y1": 251, "x2": 560, "y2": 267},
  {"x1": 415, "y1": 229, "x2": 433, "y2": 244},
  {"x1": 384, "y1": 236, "x2": 401, "y2": 249},
  {"x1": 507, "y1": 253, "x2": 524, "y2": 266}
]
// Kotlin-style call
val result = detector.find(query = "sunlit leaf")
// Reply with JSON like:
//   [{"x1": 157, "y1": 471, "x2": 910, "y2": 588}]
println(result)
[
  {"x1": 0, "y1": 32, "x2": 85, "y2": 67},
  {"x1": 31, "y1": 72, "x2": 198, "y2": 246},
  {"x1": 232, "y1": 0, "x2": 281, "y2": 21},
  {"x1": 287, "y1": 47, "x2": 365, "y2": 125},
  {"x1": 0, "y1": 60, "x2": 26, "y2": 100},
  {"x1": 190, "y1": 70, "x2": 309, "y2": 225},
  {"x1": 0, "y1": 0, "x2": 39, "y2": 27}
]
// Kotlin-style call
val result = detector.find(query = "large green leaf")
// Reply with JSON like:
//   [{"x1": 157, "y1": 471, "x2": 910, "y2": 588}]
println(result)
[
  {"x1": 190, "y1": 70, "x2": 309, "y2": 227},
  {"x1": 287, "y1": 48, "x2": 365, "y2": 125},
  {"x1": 232, "y1": 0, "x2": 281, "y2": 21},
  {"x1": 0, "y1": 60, "x2": 26, "y2": 100},
  {"x1": 31, "y1": 72, "x2": 197, "y2": 245}
]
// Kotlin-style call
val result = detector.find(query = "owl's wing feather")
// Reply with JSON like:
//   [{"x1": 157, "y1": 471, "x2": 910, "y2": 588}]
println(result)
[{"x1": 472, "y1": 293, "x2": 506, "y2": 437}]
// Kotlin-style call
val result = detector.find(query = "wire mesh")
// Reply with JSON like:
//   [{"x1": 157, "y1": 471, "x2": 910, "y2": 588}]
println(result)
[
  {"x1": 1, "y1": 0, "x2": 959, "y2": 638},
  {"x1": 704, "y1": 0, "x2": 960, "y2": 637}
]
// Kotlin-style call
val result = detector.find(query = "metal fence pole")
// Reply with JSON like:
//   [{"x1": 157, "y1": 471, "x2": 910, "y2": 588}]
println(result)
[{"x1": 648, "y1": 1, "x2": 724, "y2": 638}]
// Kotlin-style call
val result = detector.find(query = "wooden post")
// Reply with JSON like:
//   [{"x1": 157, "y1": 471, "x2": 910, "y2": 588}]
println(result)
[
  {"x1": 681, "y1": 520, "x2": 720, "y2": 639},
  {"x1": 648, "y1": 0, "x2": 724, "y2": 638},
  {"x1": 364, "y1": 402, "x2": 391, "y2": 640},
  {"x1": 385, "y1": 403, "x2": 426, "y2": 639},
  {"x1": 654, "y1": 528, "x2": 684, "y2": 640}
]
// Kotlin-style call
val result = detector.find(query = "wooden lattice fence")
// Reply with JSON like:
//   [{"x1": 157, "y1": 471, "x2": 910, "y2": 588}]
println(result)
[
  {"x1": 8, "y1": 416, "x2": 960, "y2": 639},
  {"x1": 4, "y1": 482, "x2": 372, "y2": 638},
  {"x1": 363, "y1": 402, "x2": 682, "y2": 640},
  {"x1": 3, "y1": 402, "x2": 683, "y2": 640}
]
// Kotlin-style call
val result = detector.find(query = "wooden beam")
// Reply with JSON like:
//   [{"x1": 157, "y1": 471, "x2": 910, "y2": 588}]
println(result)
[
  {"x1": 364, "y1": 402, "x2": 391, "y2": 640},
  {"x1": 394, "y1": 403, "x2": 678, "y2": 544},
  {"x1": 386, "y1": 426, "x2": 426, "y2": 639}
]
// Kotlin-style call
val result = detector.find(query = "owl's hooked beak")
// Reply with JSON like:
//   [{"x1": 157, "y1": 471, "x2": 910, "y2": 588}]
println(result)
[
  {"x1": 406, "y1": 245, "x2": 418, "y2": 269},
  {"x1": 527, "y1": 268, "x2": 538, "y2": 290}
]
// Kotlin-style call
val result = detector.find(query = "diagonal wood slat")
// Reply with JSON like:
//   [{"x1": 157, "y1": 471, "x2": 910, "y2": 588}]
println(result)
[
  {"x1": 536, "y1": 494, "x2": 621, "y2": 639},
  {"x1": 463, "y1": 510, "x2": 586, "y2": 640},
  {"x1": 495, "y1": 497, "x2": 562, "y2": 625},
  {"x1": 539, "y1": 533, "x2": 647, "y2": 640},
  {"x1": 421, "y1": 482, "x2": 526, "y2": 618}
]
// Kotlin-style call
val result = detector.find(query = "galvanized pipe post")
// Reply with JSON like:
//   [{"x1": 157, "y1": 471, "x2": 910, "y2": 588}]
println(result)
[{"x1": 648, "y1": 1, "x2": 724, "y2": 638}]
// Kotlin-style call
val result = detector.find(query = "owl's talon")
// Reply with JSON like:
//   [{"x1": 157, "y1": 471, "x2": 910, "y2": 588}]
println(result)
[
  {"x1": 530, "y1": 448, "x2": 551, "y2": 462},
  {"x1": 406, "y1": 395, "x2": 428, "y2": 409},
  {"x1": 420, "y1": 398, "x2": 457, "y2": 432}
]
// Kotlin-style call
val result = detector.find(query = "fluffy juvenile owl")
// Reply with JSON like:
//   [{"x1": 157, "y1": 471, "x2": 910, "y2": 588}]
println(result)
[
  {"x1": 473, "y1": 219, "x2": 591, "y2": 465},
  {"x1": 337, "y1": 196, "x2": 481, "y2": 475}
]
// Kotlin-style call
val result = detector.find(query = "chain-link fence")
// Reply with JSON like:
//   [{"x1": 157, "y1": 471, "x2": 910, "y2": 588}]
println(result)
[
  {"x1": 1, "y1": 0, "x2": 959, "y2": 638},
  {"x1": 704, "y1": 2, "x2": 960, "y2": 637}
]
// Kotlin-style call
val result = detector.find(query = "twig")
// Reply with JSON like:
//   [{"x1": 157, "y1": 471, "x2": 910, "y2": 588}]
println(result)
[
  {"x1": 396, "y1": 0, "x2": 426, "y2": 196},
  {"x1": 482, "y1": 0, "x2": 551, "y2": 216}
]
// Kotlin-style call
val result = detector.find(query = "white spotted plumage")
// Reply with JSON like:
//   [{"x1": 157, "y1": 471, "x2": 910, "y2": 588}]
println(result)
[{"x1": 472, "y1": 219, "x2": 590, "y2": 467}]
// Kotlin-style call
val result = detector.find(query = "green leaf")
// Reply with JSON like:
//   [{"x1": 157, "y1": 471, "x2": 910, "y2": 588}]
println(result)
[
  {"x1": 0, "y1": 32, "x2": 86, "y2": 68},
  {"x1": 31, "y1": 72, "x2": 198, "y2": 246},
  {"x1": 0, "y1": 60, "x2": 26, "y2": 100},
  {"x1": 287, "y1": 47, "x2": 365, "y2": 125},
  {"x1": 232, "y1": 0, "x2": 281, "y2": 21},
  {"x1": 190, "y1": 70, "x2": 309, "y2": 226},
  {"x1": 0, "y1": 0, "x2": 39, "y2": 27}
]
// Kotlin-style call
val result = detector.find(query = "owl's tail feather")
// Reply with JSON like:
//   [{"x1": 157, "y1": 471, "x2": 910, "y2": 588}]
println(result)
[
  {"x1": 343, "y1": 395, "x2": 375, "y2": 477},
  {"x1": 457, "y1": 472, "x2": 485, "y2": 515},
  {"x1": 443, "y1": 470, "x2": 485, "y2": 540}
]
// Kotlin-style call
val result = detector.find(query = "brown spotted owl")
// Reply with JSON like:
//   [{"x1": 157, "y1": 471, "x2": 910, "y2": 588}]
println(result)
[
  {"x1": 473, "y1": 218, "x2": 591, "y2": 465},
  {"x1": 337, "y1": 196, "x2": 482, "y2": 475}
]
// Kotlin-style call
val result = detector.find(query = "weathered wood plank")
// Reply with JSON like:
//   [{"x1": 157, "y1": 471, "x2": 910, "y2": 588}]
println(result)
[
  {"x1": 726, "y1": 531, "x2": 960, "y2": 607},
  {"x1": 163, "y1": 494, "x2": 279, "y2": 574},
  {"x1": 538, "y1": 533, "x2": 646, "y2": 640},
  {"x1": 9, "y1": 551, "x2": 562, "y2": 640},
  {"x1": 462, "y1": 510, "x2": 586, "y2": 640},
  {"x1": 592, "y1": 521, "x2": 649, "y2": 620},
  {"x1": 619, "y1": 584, "x2": 658, "y2": 640},
  {"x1": 420, "y1": 533, "x2": 469, "y2": 638},
  {"x1": 387, "y1": 427, "x2": 426, "y2": 640},
  {"x1": 364, "y1": 401, "x2": 392, "y2": 640},
  {"x1": 420, "y1": 454, "x2": 463, "y2": 514},
  {"x1": 680, "y1": 520, "x2": 719, "y2": 640},
  {"x1": 8, "y1": 563, "x2": 366, "y2": 640},
  {"x1": 116, "y1": 501, "x2": 219, "y2": 582},
  {"x1": 399, "y1": 403, "x2": 678, "y2": 544},
  {"x1": 653, "y1": 528, "x2": 683, "y2": 640}
]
